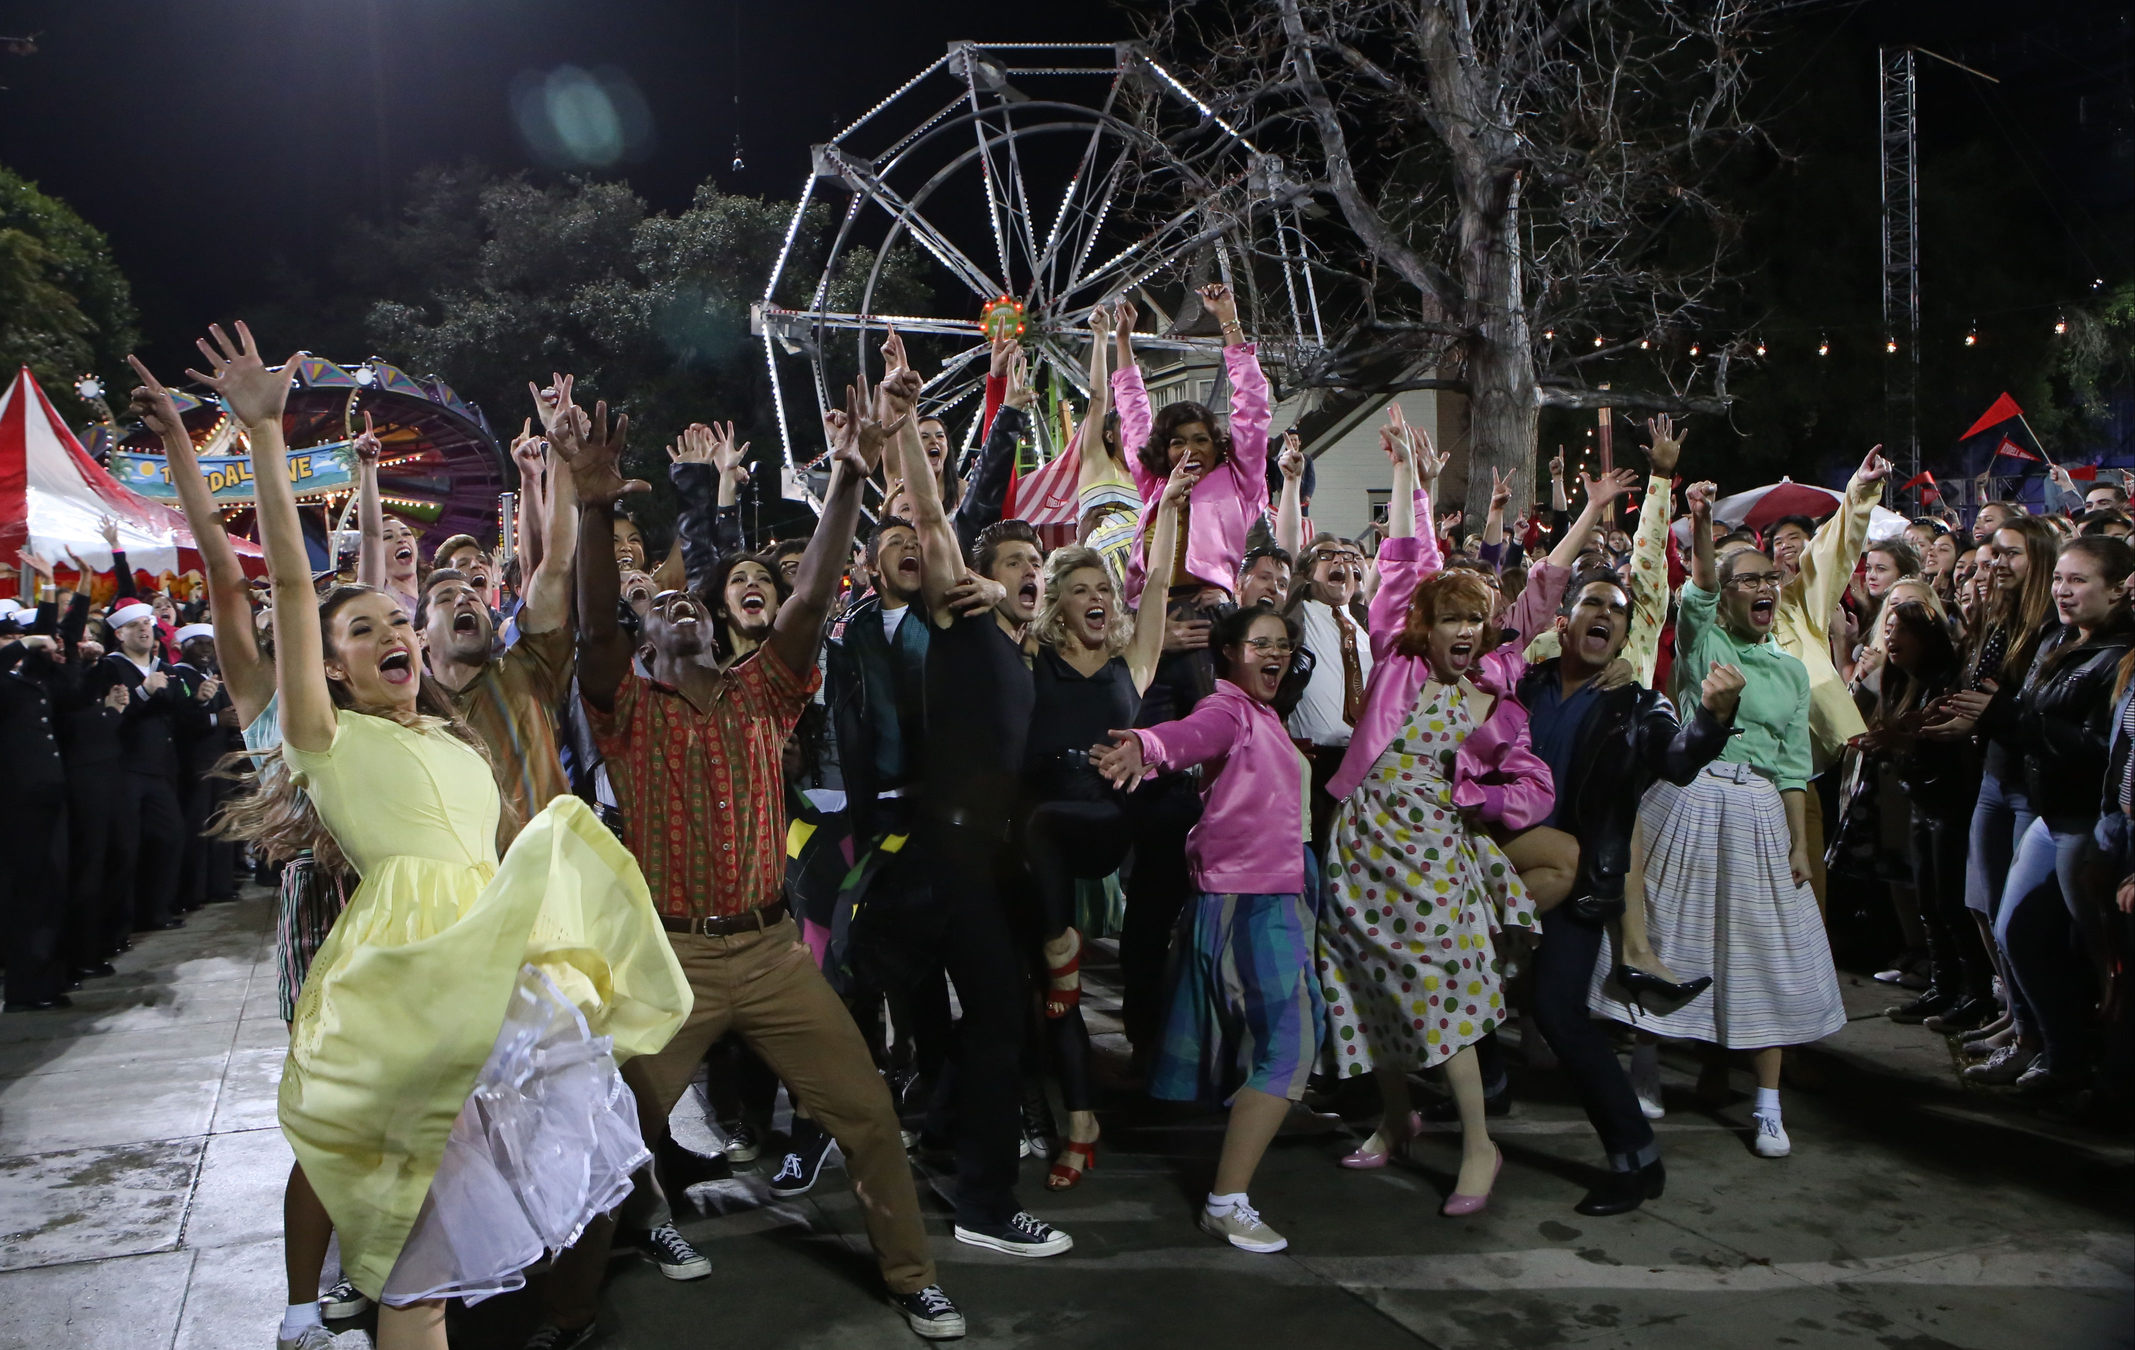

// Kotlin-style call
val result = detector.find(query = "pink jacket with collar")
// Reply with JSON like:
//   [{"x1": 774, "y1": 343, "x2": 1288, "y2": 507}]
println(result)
[
  {"x1": 1133, "y1": 678, "x2": 1308, "y2": 896},
  {"x1": 1112, "y1": 344, "x2": 1272, "y2": 604},
  {"x1": 1326, "y1": 515, "x2": 1559, "y2": 830}
]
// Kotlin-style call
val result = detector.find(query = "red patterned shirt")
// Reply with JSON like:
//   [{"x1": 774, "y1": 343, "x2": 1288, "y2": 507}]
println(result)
[{"x1": 588, "y1": 647, "x2": 818, "y2": 919}]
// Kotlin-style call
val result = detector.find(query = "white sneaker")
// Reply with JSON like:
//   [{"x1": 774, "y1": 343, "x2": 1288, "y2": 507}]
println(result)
[
  {"x1": 279, "y1": 1327, "x2": 371, "y2": 1350},
  {"x1": 1630, "y1": 1052, "x2": 1665, "y2": 1121},
  {"x1": 1752, "y1": 1112, "x2": 1791, "y2": 1158},
  {"x1": 1200, "y1": 1200, "x2": 1288, "y2": 1253}
]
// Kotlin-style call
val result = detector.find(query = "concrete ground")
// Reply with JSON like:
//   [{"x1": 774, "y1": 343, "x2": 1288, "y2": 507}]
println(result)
[{"x1": 2, "y1": 889, "x2": 2129, "y2": 1350}]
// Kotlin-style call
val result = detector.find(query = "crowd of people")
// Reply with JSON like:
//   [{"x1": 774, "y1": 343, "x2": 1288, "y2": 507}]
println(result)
[{"x1": 1, "y1": 290, "x2": 2130, "y2": 1350}]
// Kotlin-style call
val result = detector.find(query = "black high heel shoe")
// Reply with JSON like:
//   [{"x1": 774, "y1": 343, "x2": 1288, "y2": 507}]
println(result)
[{"x1": 1614, "y1": 965, "x2": 1714, "y2": 1015}]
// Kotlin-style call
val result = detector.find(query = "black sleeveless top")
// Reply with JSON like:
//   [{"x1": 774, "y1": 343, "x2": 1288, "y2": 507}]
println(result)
[{"x1": 1027, "y1": 645, "x2": 1140, "y2": 801}]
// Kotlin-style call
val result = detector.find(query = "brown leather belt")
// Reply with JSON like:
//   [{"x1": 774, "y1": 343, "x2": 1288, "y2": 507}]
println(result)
[{"x1": 661, "y1": 901, "x2": 788, "y2": 937}]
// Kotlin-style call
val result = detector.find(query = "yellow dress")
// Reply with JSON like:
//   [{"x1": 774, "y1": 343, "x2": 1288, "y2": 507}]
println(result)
[{"x1": 279, "y1": 709, "x2": 688, "y2": 1298}]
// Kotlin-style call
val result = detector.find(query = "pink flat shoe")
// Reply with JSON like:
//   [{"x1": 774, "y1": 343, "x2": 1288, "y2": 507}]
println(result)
[
  {"x1": 1339, "y1": 1112, "x2": 1424, "y2": 1170},
  {"x1": 1440, "y1": 1145, "x2": 1503, "y2": 1216}
]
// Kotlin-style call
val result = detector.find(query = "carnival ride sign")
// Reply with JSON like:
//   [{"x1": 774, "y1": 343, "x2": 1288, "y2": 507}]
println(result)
[{"x1": 108, "y1": 442, "x2": 357, "y2": 502}]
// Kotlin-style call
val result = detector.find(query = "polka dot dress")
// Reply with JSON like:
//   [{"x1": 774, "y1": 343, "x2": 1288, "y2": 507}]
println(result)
[{"x1": 1319, "y1": 680, "x2": 1536, "y2": 1075}]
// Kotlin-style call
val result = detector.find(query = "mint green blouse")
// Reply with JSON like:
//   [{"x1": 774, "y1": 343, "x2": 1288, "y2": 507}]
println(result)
[{"x1": 1674, "y1": 580, "x2": 1813, "y2": 793}]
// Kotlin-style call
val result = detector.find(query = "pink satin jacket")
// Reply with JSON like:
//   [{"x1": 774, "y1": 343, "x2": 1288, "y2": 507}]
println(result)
[{"x1": 1112, "y1": 343, "x2": 1272, "y2": 604}]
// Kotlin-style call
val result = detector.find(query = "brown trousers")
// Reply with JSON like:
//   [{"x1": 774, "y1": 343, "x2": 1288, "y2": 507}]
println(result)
[{"x1": 544, "y1": 917, "x2": 935, "y2": 1325}]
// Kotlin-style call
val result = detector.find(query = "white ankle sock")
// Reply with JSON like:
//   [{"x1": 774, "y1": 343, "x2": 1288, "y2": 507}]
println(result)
[
  {"x1": 1205, "y1": 1190, "x2": 1247, "y2": 1214},
  {"x1": 1754, "y1": 1087, "x2": 1781, "y2": 1117},
  {"x1": 280, "y1": 1301, "x2": 324, "y2": 1336}
]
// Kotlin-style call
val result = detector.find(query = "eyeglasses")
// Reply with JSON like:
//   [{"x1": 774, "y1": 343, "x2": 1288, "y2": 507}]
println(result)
[
  {"x1": 1243, "y1": 638, "x2": 1295, "y2": 656},
  {"x1": 1724, "y1": 572, "x2": 1784, "y2": 591}
]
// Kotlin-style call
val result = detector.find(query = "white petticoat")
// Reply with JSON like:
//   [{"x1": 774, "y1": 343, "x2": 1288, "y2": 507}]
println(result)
[{"x1": 381, "y1": 964, "x2": 649, "y2": 1307}]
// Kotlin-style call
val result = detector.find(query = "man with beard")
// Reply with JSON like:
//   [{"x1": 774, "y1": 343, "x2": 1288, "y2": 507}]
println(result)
[
  {"x1": 418, "y1": 378, "x2": 584, "y2": 840},
  {"x1": 876, "y1": 329, "x2": 1075, "y2": 1258},
  {"x1": 541, "y1": 377, "x2": 966, "y2": 1345}
]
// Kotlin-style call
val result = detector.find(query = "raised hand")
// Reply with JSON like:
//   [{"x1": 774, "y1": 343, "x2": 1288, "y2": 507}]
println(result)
[
  {"x1": 1087, "y1": 305, "x2": 1113, "y2": 338},
  {"x1": 943, "y1": 570, "x2": 1007, "y2": 618},
  {"x1": 1550, "y1": 451, "x2": 1566, "y2": 481},
  {"x1": 125, "y1": 355, "x2": 192, "y2": 448},
  {"x1": 511, "y1": 420, "x2": 551, "y2": 484},
  {"x1": 1489, "y1": 466, "x2": 1513, "y2": 512},
  {"x1": 1436, "y1": 509, "x2": 1464, "y2": 535},
  {"x1": 1197, "y1": 282, "x2": 1239, "y2": 331},
  {"x1": 98, "y1": 516, "x2": 120, "y2": 550},
  {"x1": 1279, "y1": 431, "x2": 1306, "y2": 482},
  {"x1": 881, "y1": 326, "x2": 910, "y2": 378},
  {"x1": 1685, "y1": 479, "x2": 1718, "y2": 518},
  {"x1": 183, "y1": 322, "x2": 294, "y2": 428},
  {"x1": 1643, "y1": 413, "x2": 1686, "y2": 476},
  {"x1": 709, "y1": 421, "x2": 751, "y2": 487},
  {"x1": 1003, "y1": 348, "x2": 1036, "y2": 411},
  {"x1": 877, "y1": 364, "x2": 923, "y2": 420},
  {"x1": 1112, "y1": 296, "x2": 1138, "y2": 334},
  {"x1": 1855, "y1": 443, "x2": 1892, "y2": 487},
  {"x1": 1581, "y1": 466, "x2": 1640, "y2": 506},
  {"x1": 988, "y1": 333, "x2": 1019, "y2": 379},
  {"x1": 1701, "y1": 661, "x2": 1746, "y2": 720},
  {"x1": 1161, "y1": 457, "x2": 1207, "y2": 509},
  {"x1": 351, "y1": 410, "x2": 383, "y2": 465},
  {"x1": 667, "y1": 423, "x2": 713, "y2": 465},
  {"x1": 17, "y1": 549, "x2": 54, "y2": 580},
  {"x1": 552, "y1": 400, "x2": 645, "y2": 503}
]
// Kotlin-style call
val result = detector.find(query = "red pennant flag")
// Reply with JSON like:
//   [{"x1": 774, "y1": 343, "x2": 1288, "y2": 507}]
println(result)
[
  {"x1": 1962, "y1": 392, "x2": 2026, "y2": 440},
  {"x1": 1898, "y1": 470, "x2": 1941, "y2": 504},
  {"x1": 2068, "y1": 465, "x2": 2098, "y2": 482},
  {"x1": 1993, "y1": 434, "x2": 2042, "y2": 463}
]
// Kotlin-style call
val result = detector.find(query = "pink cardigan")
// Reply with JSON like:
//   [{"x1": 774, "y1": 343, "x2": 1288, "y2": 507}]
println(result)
[
  {"x1": 1326, "y1": 521, "x2": 1559, "y2": 830},
  {"x1": 1134, "y1": 678, "x2": 1307, "y2": 896},
  {"x1": 1112, "y1": 344, "x2": 1272, "y2": 604}
]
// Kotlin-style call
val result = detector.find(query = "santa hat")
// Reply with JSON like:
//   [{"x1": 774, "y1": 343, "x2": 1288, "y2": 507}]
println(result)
[
  {"x1": 174, "y1": 623, "x2": 216, "y2": 645},
  {"x1": 108, "y1": 602, "x2": 156, "y2": 630}
]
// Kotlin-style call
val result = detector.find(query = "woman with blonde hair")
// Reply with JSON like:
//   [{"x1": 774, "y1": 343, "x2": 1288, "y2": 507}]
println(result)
[{"x1": 1017, "y1": 461, "x2": 1196, "y2": 1187}]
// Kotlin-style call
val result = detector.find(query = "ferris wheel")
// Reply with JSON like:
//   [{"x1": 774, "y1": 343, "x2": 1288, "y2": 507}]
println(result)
[{"x1": 754, "y1": 41, "x2": 1330, "y2": 511}]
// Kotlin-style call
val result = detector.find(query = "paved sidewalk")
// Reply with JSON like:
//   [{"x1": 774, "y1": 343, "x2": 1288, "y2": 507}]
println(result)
[{"x1": 1, "y1": 891, "x2": 2128, "y2": 1349}]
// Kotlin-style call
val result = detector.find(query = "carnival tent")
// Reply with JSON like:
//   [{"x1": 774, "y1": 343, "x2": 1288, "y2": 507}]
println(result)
[{"x1": 0, "y1": 366, "x2": 264, "y2": 585}]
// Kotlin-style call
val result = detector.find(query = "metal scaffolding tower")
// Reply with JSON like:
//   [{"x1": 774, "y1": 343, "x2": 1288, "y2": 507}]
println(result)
[{"x1": 1879, "y1": 46, "x2": 1921, "y2": 489}]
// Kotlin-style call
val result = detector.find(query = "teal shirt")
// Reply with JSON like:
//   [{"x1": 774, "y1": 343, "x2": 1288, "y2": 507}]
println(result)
[{"x1": 1674, "y1": 580, "x2": 1813, "y2": 793}]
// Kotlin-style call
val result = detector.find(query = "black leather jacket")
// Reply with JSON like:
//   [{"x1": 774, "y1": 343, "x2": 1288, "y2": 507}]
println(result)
[
  {"x1": 2016, "y1": 620, "x2": 2135, "y2": 826},
  {"x1": 1518, "y1": 666, "x2": 1733, "y2": 904}
]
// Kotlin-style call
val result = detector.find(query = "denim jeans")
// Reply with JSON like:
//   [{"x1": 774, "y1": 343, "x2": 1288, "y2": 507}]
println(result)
[
  {"x1": 1965, "y1": 771, "x2": 2035, "y2": 918},
  {"x1": 1995, "y1": 818, "x2": 2098, "y2": 1074}
]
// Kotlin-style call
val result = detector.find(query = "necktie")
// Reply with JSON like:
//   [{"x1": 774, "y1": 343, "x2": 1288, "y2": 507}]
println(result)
[{"x1": 1338, "y1": 609, "x2": 1363, "y2": 727}]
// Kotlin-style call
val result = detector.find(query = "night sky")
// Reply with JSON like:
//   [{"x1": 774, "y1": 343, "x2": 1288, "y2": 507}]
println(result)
[{"x1": 0, "y1": 0, "x2": 2125, "y2": 381}]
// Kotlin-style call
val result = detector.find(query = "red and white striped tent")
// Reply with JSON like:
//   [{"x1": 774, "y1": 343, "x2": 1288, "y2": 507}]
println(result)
[{"x1": 0, "y1": 365, "x2": 264, "y2": 594}]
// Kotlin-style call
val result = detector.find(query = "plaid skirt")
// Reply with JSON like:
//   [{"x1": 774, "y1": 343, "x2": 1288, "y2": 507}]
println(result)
[
  {"x1": 276, "y1": 854, "x2": 351, "y2": 1024},
  {"x1": 1150, "y1": 883, "x2": 1326, "y2": 1107},
  {"x1": 1587, "y1": 764, "x2": 1847, "y2": 1048}
]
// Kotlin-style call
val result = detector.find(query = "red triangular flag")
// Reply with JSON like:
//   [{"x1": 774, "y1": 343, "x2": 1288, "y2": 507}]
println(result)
[
  {"x1": 2068, "y1": 465, "x2": 2098, "y2": 482},
  {"x1": 1962, "y1": 393, "x2": 2025, "y2": 440},
  {"x1": 1899, "y1": 470, "x2": 1935, "y2": 491},
  {"x1": 1993, "y1": 434, "x2": 2041, "y2": 463}
]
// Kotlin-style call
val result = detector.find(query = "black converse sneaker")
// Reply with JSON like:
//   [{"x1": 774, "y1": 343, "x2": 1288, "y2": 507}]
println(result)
[
  {"x1": 634, "y1": 1222, "x2": 712, "y2": 1279},
  {"x1": 318, "y1": 1276, "x2": 371, "y2": 1320},
  {"x1": 768, "y1": 1129, "x2": 838, "y2": 1198},
  {"x1": 890, "y1": 1284, "x2": 968, "y2": 1339},
  {"x1": 519, "y1": 1323, "x2": 597, "y2": 1350},
  {"x1": 952, "y1": 1210, "x2": 1073, "y2": 1257}
]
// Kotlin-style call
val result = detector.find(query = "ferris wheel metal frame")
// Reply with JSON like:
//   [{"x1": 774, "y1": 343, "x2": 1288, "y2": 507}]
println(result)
[{"x1": 753, "y1": 40, "x2": 1330, "y2": 513}]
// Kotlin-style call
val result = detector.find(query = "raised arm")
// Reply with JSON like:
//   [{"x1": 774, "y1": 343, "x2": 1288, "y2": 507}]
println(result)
[
  {"x1": 1275, "y1": 431, "x2": 1306, "y2": 558},
  {"x1": 1799, "y1": 445, "x2": 1890, "y2": 630},
  {"x1": 185, "y1": 323, "x2": 328, "y2": 750},
  {"x1": 519, "y1": 409, "x2": 581, "y2": 635},
  {"x1": 880, "y1": 331, "x2": 963, "y2": 623},
  {"x1": 353, "y1": 413, "x2": 386, "y2": 590},
  {"x1": 125, "y1": 355, "x2": 271, "y2": 726},
  {"x1": 1206, "y1": 285, "x2": 1270, "y2": 500},
  {"x1": 1076, "y1": 307, "x2": 1114, "y2": 485},
  {"x1": 773, "y1": 379, "x2": 894, "y2": 678},
  {"x1": 509, "y1": 421, "x2": 549, "y2": 582},
  {"x1": 950, "y1": 349, "x2": 1029, "y2": 550},
  {"x1": 1109, "y1": 297, "x2": 1158, "y2": 501},
  {"x1": 1128, "y1": 459, "x2": 1203, "y2": 693},
  {"x1": 1686, "y1": 479, "x2": 1719, "y2": 594},
  {"x1": 1548, "y1": 467, "x2": 1638, "y2": 574},
  {"x1": 1367, "y1": 414, "x2": 1447, "y2": 658},
  {"x1": 1623, "y1": 415, "x2": 1683, "y2": 685},
  {"x1": 559, "y1": 397, "x2": 647, "y2": 713},
  {"x1": 99, "y1": 517, "x2": 138, "y2": 601}
]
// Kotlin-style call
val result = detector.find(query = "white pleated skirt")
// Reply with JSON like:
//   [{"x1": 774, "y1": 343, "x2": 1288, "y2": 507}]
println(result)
[{"x1": 1588, "y1": 764, "x2": 1848, "y2": 1049}]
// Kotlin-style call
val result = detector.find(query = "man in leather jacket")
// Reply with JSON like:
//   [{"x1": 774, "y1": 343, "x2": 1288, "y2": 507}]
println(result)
[{"x1": 1488, "y1": 565, "x2": 1740, "y2": 1216}]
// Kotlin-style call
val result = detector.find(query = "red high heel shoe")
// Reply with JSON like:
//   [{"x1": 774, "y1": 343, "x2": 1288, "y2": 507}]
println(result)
[
  {"x1": 1045, "y1": 929, "x2": 1083, "y2": 1020},
  {"x1": 1047, "y1": 1138, "x2": 1097, "y2": 1190}
]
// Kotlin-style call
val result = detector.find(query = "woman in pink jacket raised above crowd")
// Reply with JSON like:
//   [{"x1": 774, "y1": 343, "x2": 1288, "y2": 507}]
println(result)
[{"x1": 1318, "y1": 418, "x2": 1581, "y2": 1217}]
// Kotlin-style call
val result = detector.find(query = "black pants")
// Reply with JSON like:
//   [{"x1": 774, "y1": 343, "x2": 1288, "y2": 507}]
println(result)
[
  {"x1": 113, "y1": 772, "x2": 185, "y2": 931},
  {"x1": 1121, "y1": 774, "x2": 1201, "y2": 1055},
  {"x1": 2, "y1": 795, "x2": 70, "y2": 1004},
  {"x1": 1482, "y1": 909, "x2": 1658, "y2": 1171},
  {"x1": 852, "y1": 822, "x2": 1027, "y2": 1227},
  {"x1": 1020, "y1": 798, "x2": 1134, "y2": 1115},
  {"x1": 1909, "y1": 802, "x2": 1992, "y2": 999},
  {"x1": 68, "y1": 767, "x2": 125, "y2": 958}
]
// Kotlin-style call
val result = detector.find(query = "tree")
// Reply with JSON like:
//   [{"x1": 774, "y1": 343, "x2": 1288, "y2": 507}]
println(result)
[
  {"x1": 1139, "y1": 0, "x2": 1779, "y2": 512},
  {"x1": 0, "y1": 165, "x2": 139, "y2": 422}
]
